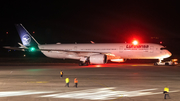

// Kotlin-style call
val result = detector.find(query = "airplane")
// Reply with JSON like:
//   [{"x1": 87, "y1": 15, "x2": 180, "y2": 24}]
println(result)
[{"x1": 4, "y1": 24, "x2": 172, "y2": 66}]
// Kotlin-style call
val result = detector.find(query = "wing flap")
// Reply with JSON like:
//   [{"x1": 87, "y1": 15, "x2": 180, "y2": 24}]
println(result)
[{"x1": 4, "y1": 45, "x2": 112, "y2": 57}]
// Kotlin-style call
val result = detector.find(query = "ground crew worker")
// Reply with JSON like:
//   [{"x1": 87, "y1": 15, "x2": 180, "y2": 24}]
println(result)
[
  {"x1": 164, "y1": 86, "x2": 170, "y2": 99},
  {"x1": 65, "y1": 77, "x2": 69, "y2": 87},
  {"x1": 60, "y1": 70, "x2": 63, "y2": 78},
  {"x1": 74, "y1": 77, "x2": 78, "y2": 88}
]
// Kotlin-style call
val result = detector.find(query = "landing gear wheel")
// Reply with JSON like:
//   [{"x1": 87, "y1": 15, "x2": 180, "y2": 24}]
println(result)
[
  {"x1": 79, "y1": 61, "x2": 89, "y2": 66},
  {"x1": 165, "y1": 63, "x2": 169, "y2": 65},
  {"x1": 79, "y1": 62, "x2": 83, "y2": 66},
  {"x1": 154, "y1": 63, "x2": 158, "y2": 65},
  {"x1": 84, "y1": 61, "x2": 89, "y2": 66}
]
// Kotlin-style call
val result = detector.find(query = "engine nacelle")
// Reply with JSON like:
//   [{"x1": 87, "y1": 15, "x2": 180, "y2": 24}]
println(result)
[{"x1": 89, "y1": 54, "x2": 107, "y2": 64}]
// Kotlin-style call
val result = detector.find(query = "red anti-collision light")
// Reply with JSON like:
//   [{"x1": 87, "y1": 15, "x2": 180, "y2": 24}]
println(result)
[{"x1": 132, "y1": 40, "x2": 138, "y2": 45}]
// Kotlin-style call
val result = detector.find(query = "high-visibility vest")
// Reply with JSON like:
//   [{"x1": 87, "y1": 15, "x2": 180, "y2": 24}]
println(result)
[
  {"x1": 60, "y1": 71, "x2": 63, "y2": 75},
  {"x1": 65, "y1": 78, "x2": 69, "y2": 83},
  {"x1": 164, "y1": 87, "x2": 169, "y2": 92},
  {"x1": 74, "y1": 78, "x2": 78, "y2": 83}
]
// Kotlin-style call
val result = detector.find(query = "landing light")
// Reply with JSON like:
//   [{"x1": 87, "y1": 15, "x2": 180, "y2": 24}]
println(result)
[
  {"x1": 172, "y1": 59, "x2": 178, "y2": 62},
  {"x1": 111, "y1": 59, "x2": 124, "y2": 62}
]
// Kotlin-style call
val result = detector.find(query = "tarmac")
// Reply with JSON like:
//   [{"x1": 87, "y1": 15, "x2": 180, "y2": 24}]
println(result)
[{"x1": 0, "y1": 63, "x2": 180, "y2": 101}]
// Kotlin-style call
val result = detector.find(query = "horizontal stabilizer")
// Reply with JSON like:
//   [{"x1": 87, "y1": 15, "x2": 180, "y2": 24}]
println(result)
[
  {"x1": 3, "y1": 46, "x2": 26, "y2": 51},
  {"x1": 18, "y1": 43, "x2": 28, "y2": 49}
]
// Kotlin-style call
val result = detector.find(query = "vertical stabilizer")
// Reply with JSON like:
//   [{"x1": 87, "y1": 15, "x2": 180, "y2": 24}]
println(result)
[{"x1": 15, "y1": 24, "x2": 40, "y2": 46}]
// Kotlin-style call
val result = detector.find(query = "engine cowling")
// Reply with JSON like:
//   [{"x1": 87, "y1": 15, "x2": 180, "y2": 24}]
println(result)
[{"x1": 89, "y1": 54, "x2": 107, "y2": 64}]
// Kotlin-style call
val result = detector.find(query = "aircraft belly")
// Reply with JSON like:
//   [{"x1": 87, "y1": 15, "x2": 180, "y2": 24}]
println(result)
[
  {"x1": 41, "y1": 51, "x2": 60, "y2": 58},
  {"x1": 41, "y1": 51, "x2": 80, "y2": 59},
  {"x1": 118, "y1": 51, "x2": 150, "y2": 59}
]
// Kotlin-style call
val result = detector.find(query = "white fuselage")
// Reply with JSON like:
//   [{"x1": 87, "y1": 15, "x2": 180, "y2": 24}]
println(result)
[{"x1": 38, "y1": 43, "x2": 172, "y2": 60}]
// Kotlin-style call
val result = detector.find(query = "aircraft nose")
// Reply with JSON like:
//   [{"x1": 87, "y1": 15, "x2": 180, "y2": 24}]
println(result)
[{"x1": 166, "y1": 50, "x2": 172, "y2": 57}]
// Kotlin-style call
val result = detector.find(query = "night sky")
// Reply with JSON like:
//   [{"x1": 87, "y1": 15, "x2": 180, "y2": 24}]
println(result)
[{"x1": 1, "y1": 1, "x2": 180, "y2": 57}]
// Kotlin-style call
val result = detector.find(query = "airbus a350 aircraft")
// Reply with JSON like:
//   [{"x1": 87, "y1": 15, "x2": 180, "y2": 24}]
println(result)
[{"x1": 4, "y1": 24, "x2": 172, "y2": 66}]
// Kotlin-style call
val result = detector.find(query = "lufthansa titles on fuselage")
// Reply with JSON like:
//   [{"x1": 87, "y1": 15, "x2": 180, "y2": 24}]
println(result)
[{"x1": 125, "y1": 45, "x2": 149, "y2": 50}]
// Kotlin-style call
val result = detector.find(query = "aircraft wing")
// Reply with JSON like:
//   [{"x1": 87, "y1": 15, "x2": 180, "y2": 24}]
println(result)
[
  {"x1": 39, "y1": 49, "x2": 113, "y2": 58},
  {"x1": 40, "y1": 49, "x2": 109, "y2": 54},
  {"x1": 4, "y1": 46, "x2": 110, "y2": 54},
  {"x1": 4, "y1": 46, "x2": 116, "y2": 60}
]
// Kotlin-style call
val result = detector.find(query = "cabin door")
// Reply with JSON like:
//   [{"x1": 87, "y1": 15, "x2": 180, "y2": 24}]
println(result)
[
  {"x1": 150, "y1": 46, "x2": 154, "y2": 53},
  {"x1": 119, "y1": 46, "x2": 123, "y2": 53}
]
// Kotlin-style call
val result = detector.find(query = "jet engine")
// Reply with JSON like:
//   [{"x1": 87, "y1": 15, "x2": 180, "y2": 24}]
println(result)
[{"x1": 89, "y1": 54, "x2": 107, "y2": 64}]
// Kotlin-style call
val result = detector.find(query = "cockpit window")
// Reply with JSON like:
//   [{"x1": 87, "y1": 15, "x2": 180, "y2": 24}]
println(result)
[{"x1": 160, "y1": 47, "x2": 167, "y2": 50}]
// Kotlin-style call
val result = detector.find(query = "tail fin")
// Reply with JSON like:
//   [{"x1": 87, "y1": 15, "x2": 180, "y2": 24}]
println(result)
[{"x1": 15, "y1": 24, "x2": 40, "y2": 46}]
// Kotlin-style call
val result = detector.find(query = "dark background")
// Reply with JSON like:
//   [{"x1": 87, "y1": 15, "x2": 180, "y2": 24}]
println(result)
[{"x1": 0, "y1": 0, "x2": 180, "y2": 59}]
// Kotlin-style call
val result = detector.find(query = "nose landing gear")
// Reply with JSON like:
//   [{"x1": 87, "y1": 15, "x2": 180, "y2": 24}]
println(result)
[
  {"x1": 79, "y1": 61, "x2": 90, "y2": 66},
  {"x1": 154, "y1": 58, "x2": 178, "y2": 66},
  {"x1": 154, "y1": 58, "x2": 163, "y2": 65}
]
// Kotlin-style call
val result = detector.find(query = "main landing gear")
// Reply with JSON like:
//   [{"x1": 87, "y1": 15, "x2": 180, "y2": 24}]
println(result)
[
  {"x1": 79, "y1": 61, "x2": 90, "y2": 66},
  {"x1": 79, "y1": 57, "x2": 90, "y2": 66}
]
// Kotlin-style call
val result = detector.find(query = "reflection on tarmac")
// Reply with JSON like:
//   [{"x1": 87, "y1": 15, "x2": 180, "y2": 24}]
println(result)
[
  {"x1": 84, "y1": 63, "x2": 155, "y2": 68},
  {"x1": 0, "y1": 88, "x2": 179, "y2": 100},
  {"x1": 0, "y1": 64, "x2": 180, "y2": 101},
  {"x1": 0, "y1": 90, "x2": 55, "y2": 97}
]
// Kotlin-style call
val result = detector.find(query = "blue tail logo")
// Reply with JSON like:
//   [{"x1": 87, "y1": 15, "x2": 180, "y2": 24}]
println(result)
[
  {"x1": 15, "y1": 24, "x2": 40, "y2": 47},
  {"x1": 22, "y1": 34, "x2": 31, "y2": 46}
]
